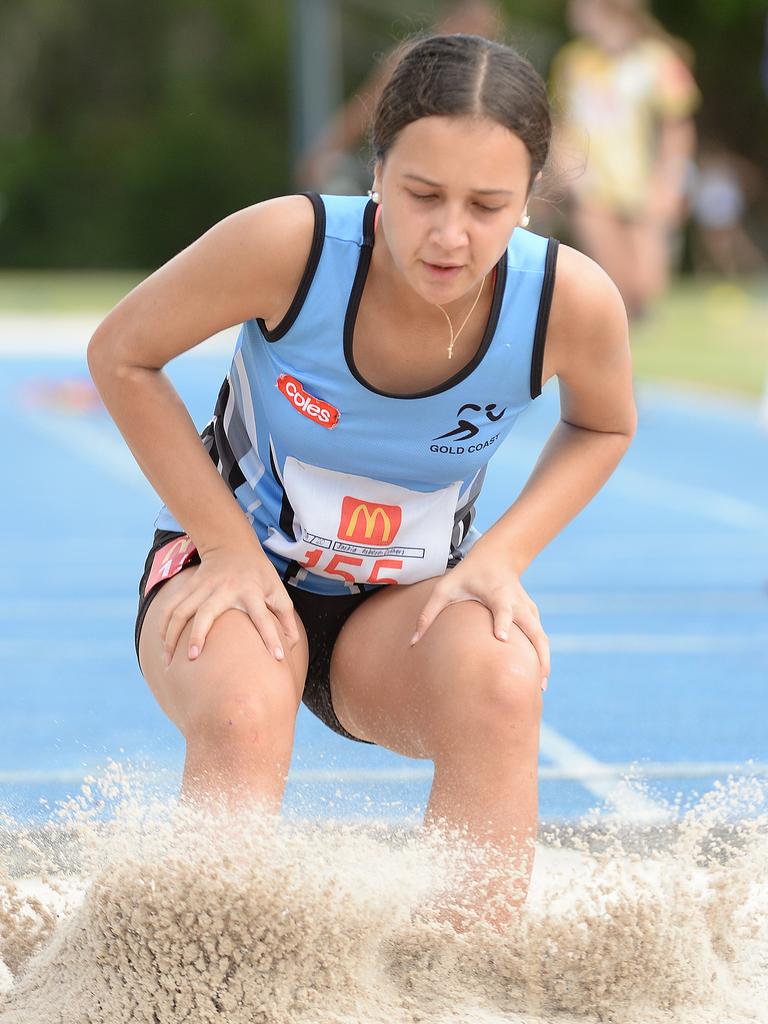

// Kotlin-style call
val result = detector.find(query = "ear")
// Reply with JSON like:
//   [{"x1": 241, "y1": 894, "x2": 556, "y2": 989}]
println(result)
[
  {"x1": 526, "y1": 169, "x2": 544, "y2": 202},
  {"x1": 372, "y1": 156, "x2": 383, "y2": 194}
]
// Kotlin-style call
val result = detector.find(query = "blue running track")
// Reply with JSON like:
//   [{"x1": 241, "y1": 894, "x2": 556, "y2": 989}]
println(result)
[{"x1": 1, "y1": 322, "x2": 766, "y2": 826}]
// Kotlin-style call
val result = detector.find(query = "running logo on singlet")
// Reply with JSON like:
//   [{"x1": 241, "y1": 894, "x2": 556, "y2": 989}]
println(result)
[{"x1": 276, "y1": 373, "x2": 340, "y2": 429}]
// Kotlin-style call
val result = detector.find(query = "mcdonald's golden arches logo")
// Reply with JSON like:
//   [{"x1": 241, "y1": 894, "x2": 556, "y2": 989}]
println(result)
[{"x1": 338, "y1": 497, "x2": 402, "y2": 546}]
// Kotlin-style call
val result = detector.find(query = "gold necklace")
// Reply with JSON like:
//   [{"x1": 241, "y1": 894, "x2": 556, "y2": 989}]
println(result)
[{"x1": 437, "y1": 274, "x2": 487, "y2": 359}]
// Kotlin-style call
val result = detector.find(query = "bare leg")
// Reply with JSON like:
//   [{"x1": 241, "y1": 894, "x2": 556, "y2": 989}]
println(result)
[
  {"x1": 138, "y1": 565, "x2": 309, "y2": 813},
  {"x1": 420, "y1": 721, "x2": 539, "y2": 932},
  {"x1": 329, "y1": 577, "x2": 544, "y2": 933}
]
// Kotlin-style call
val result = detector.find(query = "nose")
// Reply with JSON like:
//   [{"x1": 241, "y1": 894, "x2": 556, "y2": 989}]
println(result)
[{"x1": 428, "y1": 203, "x2": 470, "y2": 251}]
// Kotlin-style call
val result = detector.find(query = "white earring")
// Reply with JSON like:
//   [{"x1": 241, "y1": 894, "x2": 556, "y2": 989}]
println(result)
[
  {"x1": 520, "y1": 211, "x2": 530, "y2": 227},
  {"x1": 367, "y1": 189, "x2": 381, "y2": 203}
]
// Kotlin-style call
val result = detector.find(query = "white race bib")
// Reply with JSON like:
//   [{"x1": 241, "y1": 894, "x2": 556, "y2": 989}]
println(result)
[{"x1": 263, "y1": 456, "x2": 461, "y2": 588}]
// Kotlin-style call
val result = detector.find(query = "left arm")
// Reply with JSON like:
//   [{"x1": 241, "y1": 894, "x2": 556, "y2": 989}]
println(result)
[
  {"x1": 469, "y1": 245, "x2": 637, "y2": 576},
  {"x1": 410, "y1": 246, "x2": 637, "y2": 684}
]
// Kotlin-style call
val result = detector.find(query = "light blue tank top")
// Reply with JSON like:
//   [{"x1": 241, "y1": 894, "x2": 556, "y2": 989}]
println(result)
[{"x1": 155, "y1": 192, "x2": 559, "y2": 595}]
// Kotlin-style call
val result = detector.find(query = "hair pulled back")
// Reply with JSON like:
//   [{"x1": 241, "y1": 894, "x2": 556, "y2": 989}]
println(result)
[{"x1": 370, "y1": 33, "x2": 551, "y2": 192}]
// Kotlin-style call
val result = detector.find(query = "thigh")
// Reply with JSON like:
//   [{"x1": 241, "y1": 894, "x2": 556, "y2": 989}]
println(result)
[
  {"x1": 287, "y1": 586, "x2": 380, "y2": 745},
  {"x1": 328, "y1": 575, "x2": 542, "y2": 760},
  {"x1": 137, "y1": 563, "x2": 310, "y2": 739}
]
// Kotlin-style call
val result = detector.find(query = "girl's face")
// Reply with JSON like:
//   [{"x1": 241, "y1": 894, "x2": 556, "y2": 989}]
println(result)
[{"x1": 372, "y1": 115, "x2": 532, "y2": 309}]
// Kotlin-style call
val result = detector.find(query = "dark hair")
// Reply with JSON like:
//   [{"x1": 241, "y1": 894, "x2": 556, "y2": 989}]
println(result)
[{"x1": 370, "y1": 33, "x2": 551, "y2": 192}]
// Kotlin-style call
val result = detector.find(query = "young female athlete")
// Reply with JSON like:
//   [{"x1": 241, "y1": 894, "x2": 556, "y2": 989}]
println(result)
[{"x1": 87, "y1": 33, "x2": 637, "y2": 932}]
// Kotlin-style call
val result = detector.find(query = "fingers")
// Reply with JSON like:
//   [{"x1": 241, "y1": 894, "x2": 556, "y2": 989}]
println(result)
[
  {"x1": 160, "y1": 581, "x2": 207, "y2": 666},
  {"x1": 160, "y1": 584, "x2": 298, "y2": 667},
  {"x1": 264, "y1": 592, "x2": 302, "y2": 651},
  {"x1": 243, "y1": 594, "x2": 294, "y2": 662},
  {"x1": 409, "y1": 582, "x2": 449, "y2": 646},
  {"x1": 409, "y1": 582, "x2": 551, "y2": 691},
  {"x1": 498, "y1": 604, "x2": 551, "y2": 685}
]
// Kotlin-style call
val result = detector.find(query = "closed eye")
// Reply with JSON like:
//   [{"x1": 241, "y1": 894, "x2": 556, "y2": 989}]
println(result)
[{"x1": 408, "y1": 191, "x2": 503, "y2": 213}]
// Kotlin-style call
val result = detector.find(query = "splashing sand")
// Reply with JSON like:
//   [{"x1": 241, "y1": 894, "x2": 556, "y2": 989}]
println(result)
[{"x1": 0, "y1": 763, "x2": 766, "y2": 1023}]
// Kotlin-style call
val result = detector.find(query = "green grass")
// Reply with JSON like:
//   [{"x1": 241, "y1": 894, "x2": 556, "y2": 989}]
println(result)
[
  {"x1": 630, "y1": 276, "x2": 768, "y2": 401},
  {"x1": 0, "y1": 271, "x2": 143, "y2": 314},
  {"x1": 0, "y1": 270, "x2": 766, "y2": 401}
]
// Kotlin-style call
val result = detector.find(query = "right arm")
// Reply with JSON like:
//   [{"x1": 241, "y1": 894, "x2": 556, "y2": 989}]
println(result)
[{"x1": 87, "y1": 193, "x2": 316, "y2": 661}]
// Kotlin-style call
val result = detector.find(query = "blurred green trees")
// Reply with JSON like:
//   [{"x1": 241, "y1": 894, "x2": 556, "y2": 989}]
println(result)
[
  {"x1": 0, "y1": 0, "x2": 288, "y2": 267},
  {"x1": 0, "y1": 0, "x2": 765, "y2": 268}
]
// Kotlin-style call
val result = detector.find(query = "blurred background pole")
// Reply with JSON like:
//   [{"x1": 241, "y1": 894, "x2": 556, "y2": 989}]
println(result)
[{"x1": 290, "y1": 0, "x2": 344, "y2": 186}]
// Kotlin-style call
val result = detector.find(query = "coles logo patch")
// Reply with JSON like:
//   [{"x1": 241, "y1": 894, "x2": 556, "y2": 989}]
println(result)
[
  {"x1": 277, "y1": 374, "x2": 340, "y2": 429},
  {"x1": 338, "y1": 496, "x2": 402, "y2": 546}
]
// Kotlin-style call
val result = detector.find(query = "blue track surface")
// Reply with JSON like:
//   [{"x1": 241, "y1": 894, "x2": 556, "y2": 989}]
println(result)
[{"x1": 1, "y1": 340, "x2": 766, "y2": 825}]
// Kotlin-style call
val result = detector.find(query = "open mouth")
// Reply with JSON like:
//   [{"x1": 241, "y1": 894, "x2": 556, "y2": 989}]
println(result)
[{"x1": 423, "y1": 261, "x2": 464, "y2": 276}]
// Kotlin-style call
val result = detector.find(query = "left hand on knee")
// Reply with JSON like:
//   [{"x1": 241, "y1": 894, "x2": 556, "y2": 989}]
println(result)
[{"x1": 409, "y1": 551, "x2": 550, "y2": 690}]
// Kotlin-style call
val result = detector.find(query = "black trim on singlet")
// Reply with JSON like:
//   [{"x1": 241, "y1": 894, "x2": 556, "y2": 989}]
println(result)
[
  {"x1": 282, "y1": 560, "x2": 303, "y2": 587},
  {"x1": 199, "y1": 376, "x2": 227, "y2": 468},
  {"x1": 268, "y1": 442, "x2": 297, "y2": 541},
  {"x1": 200, "y1": 419, "x2": 218, "y2": 464},
  {"x1": 343, "y1": 198, "x2": 508, "y2": 400},
  {"x1": 529, "y1": 237, "x2": 560, "y2": 400},
  {"x1": 201, "y1": 375, "x2": 247, "y2": 492},
  {"x1": 458, "y1": 507, "x2": 472, "y2": 542},
  {"x1": 256, "y1": 191, "x2": 326, "y2": 342}
]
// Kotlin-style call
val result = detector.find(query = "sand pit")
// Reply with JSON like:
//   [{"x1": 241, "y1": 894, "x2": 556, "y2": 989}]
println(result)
[{"x1": 0, "y1": 764, "x2": 766, "y2": 1024}]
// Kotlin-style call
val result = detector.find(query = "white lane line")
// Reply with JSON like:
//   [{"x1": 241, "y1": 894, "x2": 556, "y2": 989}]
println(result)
[
  {"x1": 616, "y1": 468, "x2": 768, "y2": 531},
  {"x1": 498, "y1": 441, "x2": 768, "y2": 531},
  {"x1": 0, "y1": 594, "x2": 765, "y2": 618},
  {"x1": 2, "y1": 633, "x2": 763, "y2": 660},
  {"x1": 536, "y1": 592, "x2": 767, "y2": 613},
  {"x1": 0, "y1": 599, "x2": 136, "y2": 619},
  {"x1": 0, "y1": 641, "x2": 128, "y2": 658},
  {"x1": 19, "y1": 410, "x2": 768, "y2": 533},
  {"x1": 0, "y1": 314, "x2": 101, "y2": 355},
  {"x1": 2, "y1": 761, "x2": 764, "y2": 787},
  {"x1": 0, "y1": 770, "x2": 94, "y2": 784},
  {"x1": 539, "y1": 722, "x2": 672, "y2": 824},
  {"x1": 0, "y1": 315, "x2": 238, "y2": 357},
  {"x1": 20, "y1": 411, "x2": 146, "y2": 488},
  {"x1": 552, "y1": 634, "x2": 766, "y2": 653},
  {"x1": 596, "y1": 760, "x2": 768, "y2": 780}
]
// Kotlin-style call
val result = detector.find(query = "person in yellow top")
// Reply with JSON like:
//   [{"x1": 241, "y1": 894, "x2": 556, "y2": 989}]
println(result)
[{"x1": 549, "y1": 0, "x2": 700, "y2": 318}]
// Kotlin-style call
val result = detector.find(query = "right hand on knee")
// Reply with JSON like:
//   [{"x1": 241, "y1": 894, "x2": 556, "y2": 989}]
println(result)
[{"x1": 159, "y1": 544, "x2": 300, "y2": 666}]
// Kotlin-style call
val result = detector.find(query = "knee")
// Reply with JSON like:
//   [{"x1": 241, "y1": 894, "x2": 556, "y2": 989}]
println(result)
[
  {"x1": 482, "y1": 661, "x2": 543, "y2": 736},
  {"x1": 453, "y1": 645, "x2": 543, "y2": 743},
  {"x1": 183, "y1": 688, "x2": 288, "y2": 748}
]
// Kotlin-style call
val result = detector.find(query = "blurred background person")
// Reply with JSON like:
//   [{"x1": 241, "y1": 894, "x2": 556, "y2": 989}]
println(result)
[
  {"x1": 548, "y1": 0, "x2": 700, "y2": 320},
  {"x1": 292, "y1": 0, "x2": 507, "y2": 194},
  {"x1": 689, "y1": 144, "x2": 766, "y2": 279}
]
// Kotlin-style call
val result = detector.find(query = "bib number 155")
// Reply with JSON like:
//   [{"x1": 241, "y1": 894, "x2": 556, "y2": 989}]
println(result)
[{"x1": 298, "y1": 547, "x2": 403, "y2": 585}]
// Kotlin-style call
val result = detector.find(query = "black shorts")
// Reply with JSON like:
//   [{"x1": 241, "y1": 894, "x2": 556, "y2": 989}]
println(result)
[{"x1": 134, "y1": 528, "x2": 383, "y2": 745}]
